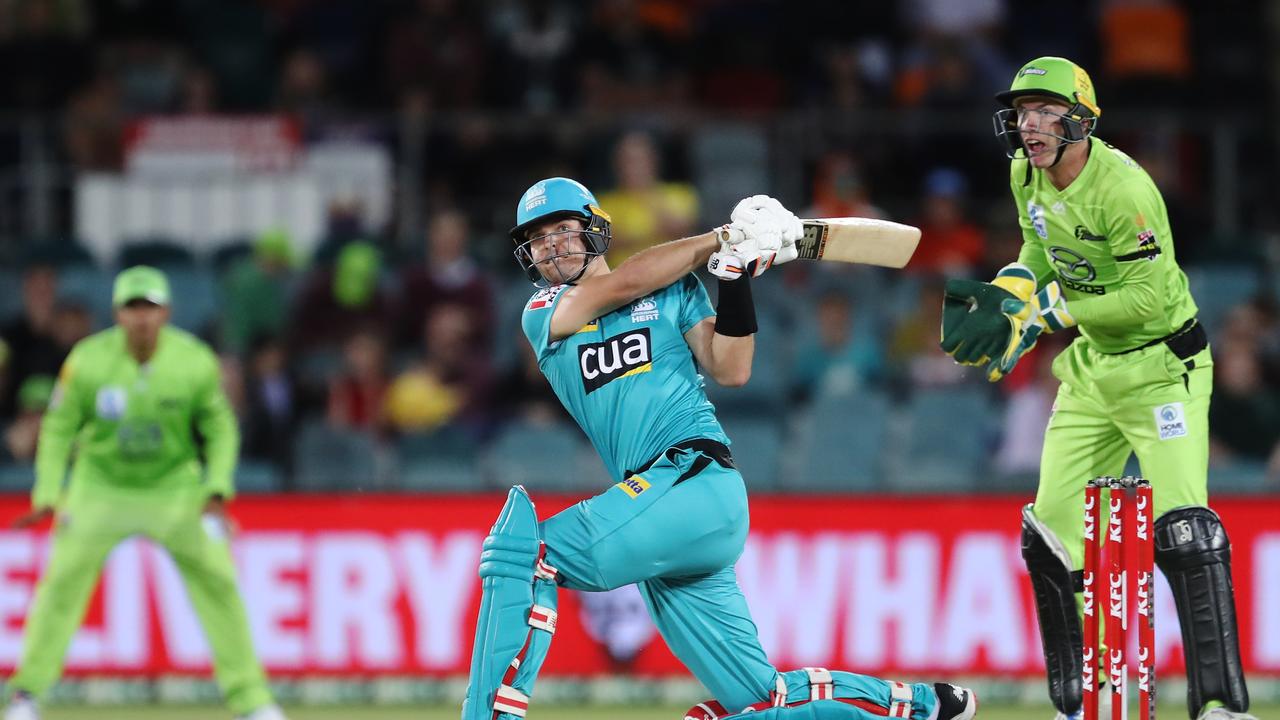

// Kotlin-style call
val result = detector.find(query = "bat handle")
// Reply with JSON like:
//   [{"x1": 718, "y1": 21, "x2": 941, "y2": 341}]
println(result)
[{"x1": 715, "y1": 224, "x2": 746, "y2": 247}]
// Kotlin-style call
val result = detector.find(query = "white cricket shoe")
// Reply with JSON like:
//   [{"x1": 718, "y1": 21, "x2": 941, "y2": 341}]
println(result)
[
  {"x1": 3, "y1": 692, "x2": 38, "y2": 720},
  {"x1": 1196, "y1": 708, "x2": 1258, "y2": 720},
  {"x1": 235, "y1": 704, "x2": 289, "y2": 720},
  {"x1": 1053, "y1": 712, "x2": 1081, "y2": 720}
]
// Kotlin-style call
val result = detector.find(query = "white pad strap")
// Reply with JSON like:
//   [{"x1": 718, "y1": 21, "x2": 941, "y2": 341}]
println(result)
[
  {"x1": 534, "y1": 545, "x2": 558, "y2": 581},
  {"x1": 889, "y1": 681, "x2": 912, "y2": 718},
  {"x1": 804, "y1": 667, "x2": 834, "y2": 701},
  {"x1": 494, "y1": 684, "x2": 529, "y2": 717},
  {"x1": 771, "y1": 675, "x2": 788, "y2": 707},
  {"x1": 528, "y1": 604, "x2": 557, "y2": 634}
]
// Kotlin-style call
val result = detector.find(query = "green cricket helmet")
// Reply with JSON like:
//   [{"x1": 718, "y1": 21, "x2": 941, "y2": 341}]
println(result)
[{"x1": 993, "y1": 57, "x2": 1101, "y2": 160}]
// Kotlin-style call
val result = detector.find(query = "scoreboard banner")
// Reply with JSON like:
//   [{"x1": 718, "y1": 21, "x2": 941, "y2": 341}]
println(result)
[{"x1": 0, "y1": 494, "x2": 1276, "y2": 678}]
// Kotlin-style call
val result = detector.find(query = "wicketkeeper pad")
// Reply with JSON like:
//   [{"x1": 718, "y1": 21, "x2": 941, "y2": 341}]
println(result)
[{"x1": 462, "y1": 486, "x2": 560, "y2": 719}]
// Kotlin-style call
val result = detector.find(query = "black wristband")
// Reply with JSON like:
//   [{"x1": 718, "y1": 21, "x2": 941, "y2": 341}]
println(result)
[{"x1": 714, "y1": 274, "x2": 757, "y2": 337}]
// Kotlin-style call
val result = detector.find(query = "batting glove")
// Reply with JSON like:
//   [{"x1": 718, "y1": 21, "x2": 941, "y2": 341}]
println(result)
[{"x1": 708, "y1": 234, "x2": 774, "y2": 279}]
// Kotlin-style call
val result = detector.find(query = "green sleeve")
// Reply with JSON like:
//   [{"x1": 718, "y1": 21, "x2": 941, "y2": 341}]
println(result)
[
  {"x1": 33, "y1": 346, "x2": 88, "y2": 508},
  {"x1": 194, "y1": 348, "x2": 240, "y2": 499},
  {"x1": 1010, "y1": 164, "x2": 1055, "y2": 284},
  {"x1": 1066, "y1": 180, "x2": 1167, "y2": 327}
]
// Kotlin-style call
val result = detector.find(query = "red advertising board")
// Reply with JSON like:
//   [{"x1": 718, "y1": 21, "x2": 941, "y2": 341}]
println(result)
[{"x1": 0, "y1": 495, "x2": 1277, "y2": 678}]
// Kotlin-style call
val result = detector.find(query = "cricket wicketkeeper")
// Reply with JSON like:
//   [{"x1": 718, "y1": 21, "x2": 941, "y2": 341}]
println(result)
[
  {"x1": 940, "y1": 57, "x2": 1254, "y2": 720},
  {"x1": 4, "y1": 267, "x2": 285, "y2": 720}
]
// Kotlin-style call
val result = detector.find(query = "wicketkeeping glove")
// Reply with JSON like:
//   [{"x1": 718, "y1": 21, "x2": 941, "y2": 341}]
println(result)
[
  {"x1": 940, "y1": 263, "x2": 1037, "y2": 367},
  {"x1": 988, "y1": 280, "x2": 1076, "y2": 381}
]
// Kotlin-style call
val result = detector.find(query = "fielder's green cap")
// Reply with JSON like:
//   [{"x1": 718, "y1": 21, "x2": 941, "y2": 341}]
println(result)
[
  {"x1": 996, "y1": 56, "x2": 1101, "y2": 118},
  {"x1": 112, "y1": 265, "x2": 171, "y2": 307}
]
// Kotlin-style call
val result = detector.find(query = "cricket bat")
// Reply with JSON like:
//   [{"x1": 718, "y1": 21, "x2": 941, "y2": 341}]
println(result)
[{"x1": 795, "y1": 218, "x2": 921, "y2": 269}]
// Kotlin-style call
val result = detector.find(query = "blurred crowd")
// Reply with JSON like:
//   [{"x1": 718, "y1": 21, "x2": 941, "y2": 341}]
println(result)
[{"x1": 1, "y1": 0, "x2": 1277, "y2": 492}]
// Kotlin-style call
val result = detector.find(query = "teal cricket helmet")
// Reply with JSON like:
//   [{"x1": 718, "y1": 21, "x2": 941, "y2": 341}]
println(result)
[{"x1": 510, "y1": 177, "x2": 612, "y2": 286}]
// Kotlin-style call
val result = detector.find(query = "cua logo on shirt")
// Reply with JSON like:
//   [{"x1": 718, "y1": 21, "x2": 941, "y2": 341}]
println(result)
[{"x1": 578, "y1": 328, "x2": 652, "y2": 393}]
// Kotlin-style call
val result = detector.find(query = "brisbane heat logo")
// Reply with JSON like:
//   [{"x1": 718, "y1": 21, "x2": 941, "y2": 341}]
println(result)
[{"x1": 578, "y1": 328, "x2": 653, "y2": 393}]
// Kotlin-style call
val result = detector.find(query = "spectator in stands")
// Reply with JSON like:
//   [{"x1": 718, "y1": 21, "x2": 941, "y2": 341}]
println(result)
[
  {"x1": 1209, "y1": 304, "x2": 1280, "y2": 466},
  {"x1": 0, "y1": 265, "x2": 62, "y2": 419},
  {"x1": 50, "y1": 300, "x2": 92, "y2": 352},
  {"x1": 382, "y1": 0, "x2": 486, "y2": 109},
  {"x1": 385, "y1": 303, "x2": 492, "y2": 436},
  {"x1": 888, "y1": 275, "x2": 973, "y2": 389},
  {"x1": 0, "y1": 0, "x2": 90, "y2": 112},
  {"x1": 494, "y1": 331, "x2": 572, "y2": 428},
  {"x1": 289, "y1": 240, "x2": 392, "y2": 356},
  {"x1": 789, "y1": 291, "x2": 883, "y2": 404},
  {"x1": 596, "y1": 131, "x2": 699, "y2": 265},
  {"x1": 223, "y1": 228, "x2": 297, "y2": 354},
  {"x1": 487, "y1": 0, "x2": 579, "y2": 112},
  {"x1": 2, "y1": 375, "x2": 54, "y2": 463},
  {"x1": 326, "y1": 330, "x2": 389, "y2": 433},
  {"x1": 241, "y1": 336, "x2": 299, "y2": 474},
  {"x1": 993, "y1": 333, "x2": 1069, "y2": 480},
  {"x1": 812, "y1": 41, "x2": 892, "y2": 111},
  {"x1": 908, "y1": 168, "x2": 986, "y2": 276},
  {"x1": 111, "y1": 32, "x2": 186, "y2": 114},
  {"x1": 275, "y1": 48, "x2": 333, "y2": 121},
  {"x1": 178, "y1": 64, "x2": 219, "y2": 114},
  {"x1": 1099, "y1": 0, "x2": 1190, "y2": 105},
  {"x1": 576, "y1": 0, "x2": 691, "y2": 111},
  {"x1": 63, "y1": 70, "x2": 124, "y2": 170},
  {"x1": 395, "y1": 209, "x2": 495, "y2": 352},
  {"x1": 804, "y1": 150, "x2": 885, "y2": 220}
]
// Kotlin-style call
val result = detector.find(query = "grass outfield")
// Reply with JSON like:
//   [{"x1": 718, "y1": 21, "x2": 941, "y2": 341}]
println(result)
[{"x1": 37, "y1": 704, "x2": 1280, "y2": 719}]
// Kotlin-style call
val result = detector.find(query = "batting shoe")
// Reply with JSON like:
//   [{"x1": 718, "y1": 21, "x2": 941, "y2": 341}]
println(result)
[
  {"x1": 932, "y1": 683, "x2": 977, "y2": 720},
  {"x1": 2, "y1": 691, "x2": 39, "y2": 720},
  {"x1": 1196, "y1": 706, "x2": 1259, "y2": 720},
  {"x1": 1052, "y1": 711, "x2": 1081, "y2": 720},
  {"x1": 235, "y1": 704, "x2": 289, "y2": 720}
]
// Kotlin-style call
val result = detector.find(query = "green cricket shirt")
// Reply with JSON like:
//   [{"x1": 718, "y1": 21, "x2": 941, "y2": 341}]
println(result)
[
  {"x1": 1010, "y1": 136, "x2": 1199, "y2": 353},
  {"x1": 33, "y1": 325, "x2": 239, "y2": 508}
]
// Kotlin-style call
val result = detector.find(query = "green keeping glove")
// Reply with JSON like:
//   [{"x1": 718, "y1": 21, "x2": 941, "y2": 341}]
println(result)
[
  {"x1": 988, "y1": 280, "x2": 1076, "y2": 381},
  {"x1": 940, "y1": 263, "x2": 1037, "y2": 366}
]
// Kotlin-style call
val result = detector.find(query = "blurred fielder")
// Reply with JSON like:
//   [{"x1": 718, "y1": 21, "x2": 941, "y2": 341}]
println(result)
[
  {"x1": 940, "y1": 57, "x2": 1254, "y2": 720},
  {"x1": 4, "y1": 267, "x2": 285, "y2": 720},
  {"x1": 462, "y1": 177, "x2": 978, "y2": 720}
]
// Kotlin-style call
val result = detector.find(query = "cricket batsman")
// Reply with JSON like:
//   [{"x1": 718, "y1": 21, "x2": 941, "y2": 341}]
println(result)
[
  {"x1": 3, "y1": 267, "x2": 286, "y2": 720},
  {"x1": 940, "y1": 57, "x2": 1254, "y2": 720},
  {"x1": 462, "y1": 177, "x2": 979, "y2": 720}
]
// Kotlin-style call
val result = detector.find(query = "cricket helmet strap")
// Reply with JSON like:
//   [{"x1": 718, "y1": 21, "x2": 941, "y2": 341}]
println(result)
[
  {"x1": 993, "y1": 57, "x2": 1101, "y2": 171},
  {"x1": 510, "y1": 177, "x2": 612, "y2": 286}
]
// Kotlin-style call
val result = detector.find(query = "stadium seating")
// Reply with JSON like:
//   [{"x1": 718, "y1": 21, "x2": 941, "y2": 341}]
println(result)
[
  {"x1": 1185, "y1": 263, "x2": 1261, "y2": 335},
  {"x1": 480, "y1": 420, "x2": 592, "y2": 491},
  {"x1": 893, "y1": 386, "x2": 993, "y2": 492},
  {"x1": 56, "y1": 264, "x2": 116, "y2": 328},
  {"x1": 690, "y1": 124, "x2": 770, "y2": 227},
  {"x1": 119, "y1": 238, "x2": 198, "y2": 268},
  {"x1": 785, "y1": 389, "x2": 890, "y2": 492},
  {"x1": 234, "y1": 460, "x2": 285, "y2": 493},
  {"x1": 0, "y1": 463, "x2": 32, "y2": 493},
  {"x1": 718, "y1": 413, "x2": 783, "y2": 490},
  {"x1": 0, "y1": 268, "x2": 21, "y2": 320},
  {"x1": 163, "y1": 267, "x2": 220, "y2": 334},
  {"x1": 397, "y1": 425, "x2": 482, "y2": 492},
  {"x1": 292, "y1": 420, "x2": 383, "y2": 492}
]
